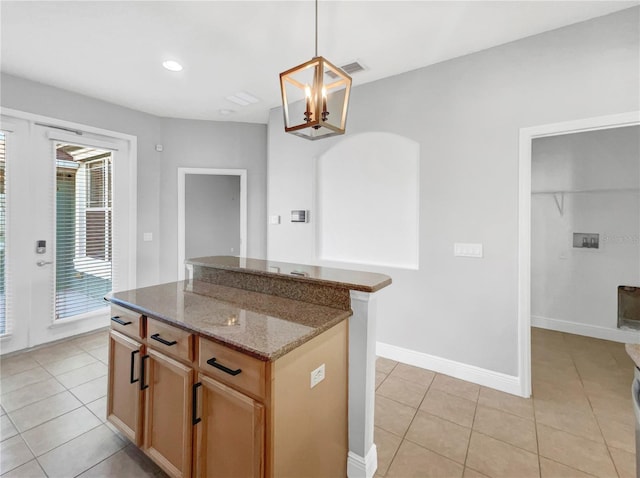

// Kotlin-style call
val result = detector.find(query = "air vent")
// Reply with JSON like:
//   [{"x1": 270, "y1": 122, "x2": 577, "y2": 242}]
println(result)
[{"x1": 326, "y1": 61, "x2": 365, "y2": 79}]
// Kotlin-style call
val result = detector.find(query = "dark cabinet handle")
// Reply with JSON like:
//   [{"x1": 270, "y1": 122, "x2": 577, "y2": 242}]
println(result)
[
  {"x1": 130, "y1": 350, "x2": 140, "y2": 384},
  {"x1": 192, "y1": 382, "x2": 202, "y2": 425},
  {"x1": 206, "y1": 357, "x2": 242, "y2": 376},
  {"x1": 150, "y1": 333, "x2": 177, "y2": 346},
  {"x1": 140, "y1": 355, "x2": 150, "y2": 390},
  {"x1": 111, "y1": 316, "x2": 132, "y2": 326}
]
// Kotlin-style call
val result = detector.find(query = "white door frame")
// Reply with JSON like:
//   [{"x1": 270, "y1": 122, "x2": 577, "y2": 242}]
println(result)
[
  {"x1": 177, "y1": 168, "x2": 247, "y2": 280},
  {"x1": 518, "y1": 110, "x2": 640, "y2": 397},
  {"x1": 0, "y1": 108, "x2": 137, "y2": 354}
]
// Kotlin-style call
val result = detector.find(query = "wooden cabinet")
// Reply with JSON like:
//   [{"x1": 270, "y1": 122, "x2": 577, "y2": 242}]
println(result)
[
  {"x1": 107, "y1": 330, "x2": 144, "y2": 446},
  {"x1": 194, "y1": 373, "x2": 264, "y2": 478},
  {"x1": 111, "y1": 304, "x2": 145, "y2": 340},
  {"x1": 108, "y1": 304, "x2": 348, "y2": 478},
  {"x1": 147, "y1": 317, "x2": 194, "y2": 362},
  {"x1": 144, "y1": 348, "x2": 194, "y2": 478}
]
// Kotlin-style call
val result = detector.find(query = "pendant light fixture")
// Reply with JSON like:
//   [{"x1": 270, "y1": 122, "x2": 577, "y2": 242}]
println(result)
[{"x1": 279, "y1": 0, "x2": 352, "y2": 140}]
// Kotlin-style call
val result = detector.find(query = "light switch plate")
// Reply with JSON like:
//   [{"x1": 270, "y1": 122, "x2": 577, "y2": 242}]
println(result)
[
  {"x1": 454, "y1": 243, "x2": 483, "y2": 258},
  {"x1": 143, "y1": 232, "x2": 153, "y2": 242},
  {"x1": 269, "y1": 215, "x2": 280, "y2": 225}
]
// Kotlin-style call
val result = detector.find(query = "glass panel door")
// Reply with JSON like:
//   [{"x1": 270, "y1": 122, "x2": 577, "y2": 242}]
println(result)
[{"x1": 0, "y1": 116, "x2": 134, "y2": 355}]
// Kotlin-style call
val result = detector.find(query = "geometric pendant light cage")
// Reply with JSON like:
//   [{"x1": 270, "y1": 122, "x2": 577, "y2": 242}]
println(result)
[{"x1": 279, "y1": 1, "x2": 352, "y2": 140}]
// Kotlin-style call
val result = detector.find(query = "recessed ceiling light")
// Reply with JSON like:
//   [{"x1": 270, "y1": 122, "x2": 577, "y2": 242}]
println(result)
[
  {"x1": 162, "y1": 60, "x2": 183, "y2": 72},
  {"x1": 218, "y1": 109, "x2": 235, "y2": 116}
]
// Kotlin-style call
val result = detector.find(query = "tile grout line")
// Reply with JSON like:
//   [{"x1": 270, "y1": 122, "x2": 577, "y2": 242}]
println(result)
[
  {"x1": 562, "y1": 334, "x2": 624, "y2": 478},
  {"x1": 461, "y1": 386, "x2": 479, "y2": 472},
  {"x1": 557, "y1": 332, "x2": 622, "y2": 477}
]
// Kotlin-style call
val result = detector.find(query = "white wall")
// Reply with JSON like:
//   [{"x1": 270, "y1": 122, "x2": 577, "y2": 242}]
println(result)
[
  {"x1": 531, "y1": 126, "x2": 640, "y2": 340},
  {"x1": 185, "y1": 174, "x2": 240, "y2": 260},
  {"x1": 317, "y1": 133, "x2": 420, "y2": 269},
  {"x1": 159, "y1": 119, "x2": 266, "y2": 282},
  {"x1": 267, "y1": 7, "x2": 640, "y2": 378},
  {"x1": 1, "y1": 75, "x2": 268, "y2": 288},
  {"x1": 1, "y1": 73, "x2": 163, "y2": 287}
]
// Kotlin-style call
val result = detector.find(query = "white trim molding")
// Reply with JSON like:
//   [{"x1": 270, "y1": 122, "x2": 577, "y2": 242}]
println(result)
[
  {"x1": 177, "y1": 167, "x2": 247, "y2": 280},
  {"x1": 518, "y1": 110, "x2": 640, "y2": 398},
  {"x1": 377, "y1": 342, "x2": 521, "y2": 396},
  {"x1": 532, "y1": 316, "x2": 640, "y2": 344},
  {"x1": 347, "y1": 446, "x2": 378, "y2": 478}
]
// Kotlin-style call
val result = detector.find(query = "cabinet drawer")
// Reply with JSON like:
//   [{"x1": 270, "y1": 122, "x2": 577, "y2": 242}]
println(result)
[
  {"x1": 198, "y1": 337, "x2": 266, "y2": 400},
  {"x1": 147, "y1": 318, "x2": 194, "y2": 363},
  {"x1": 110, "y1": 305, "x2": 144, "y2": 340}
]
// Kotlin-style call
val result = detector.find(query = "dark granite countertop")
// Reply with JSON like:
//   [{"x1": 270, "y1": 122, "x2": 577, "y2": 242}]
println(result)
[
  {"x1": 187, "y1": 256, "x2": 392, "y2": 293},
  {"x1": 110, "y1": 280, "x2": 352, "y2": 361}
]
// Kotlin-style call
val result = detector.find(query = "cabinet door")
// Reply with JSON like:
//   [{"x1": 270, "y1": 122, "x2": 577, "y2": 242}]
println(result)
[
  {"x1": 194, "y1": 373, "x2": 264, "y2": 478},
  {"x1": 107, "y1": 330, "x2": 143, "y2": 445},
  {"x1": 144, "y1": 349, "x2": 194, "y2": 478}
]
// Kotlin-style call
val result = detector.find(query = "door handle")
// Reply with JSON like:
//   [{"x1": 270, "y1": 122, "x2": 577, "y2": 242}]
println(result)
[
  {"x1": 36, "y1": 260, "x2": 53, "y2": 267},
  {"x1": 130, "y1": 350, "x2": 140, "y2": 384},
  {"x1": 140, "y1": 355, "x2": 150, "y2": 390},
  {"x1": 192, "y1": 382, "x2": 202, "y2": 425}
]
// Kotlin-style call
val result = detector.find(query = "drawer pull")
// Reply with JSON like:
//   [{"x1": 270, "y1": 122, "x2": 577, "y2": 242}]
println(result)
[
  {"x1": 192, "y1": 382, "x2": 202, "y2": 426},
  {"x1": 130, "y1": 350, "x2": 140, "y2": 384},
  {"x1": 150, "y1": 333, "x2": 177, "y2": 346},
  {"x1": 140, "y1": 355, "x2": 150, "y2": 390},
  {"x1": 111, "y1": 316, "x2": 132, "y2": 326},
  {"x1": 206, "y1": 357, "x2": 242, "y2": 376}
]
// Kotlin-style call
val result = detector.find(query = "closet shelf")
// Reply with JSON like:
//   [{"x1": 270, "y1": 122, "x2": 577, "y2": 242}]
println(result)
[
  {"x1": 532, "y1": 188, "x2": 640, "y2": 195},
  {"x1": 531, "y1": 188, "x2": 640, "y2": 216}
]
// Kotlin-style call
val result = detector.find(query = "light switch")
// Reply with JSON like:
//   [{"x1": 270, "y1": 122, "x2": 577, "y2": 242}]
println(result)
[
  {"x1": 454, "y1": 243, "x2": 483, "y2": 258},
  {"x1": 143, "y1": 232, "x2": 153, "y2": 242},
  {"x1": 269, "y1": 215, "x2": 281, "y2": 225}
]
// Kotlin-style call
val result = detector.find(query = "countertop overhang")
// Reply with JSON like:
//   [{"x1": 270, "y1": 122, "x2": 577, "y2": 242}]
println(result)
[
  {"x1": 187, "y1": 256, "x2": 392, "y2": 293},
  {"x1": 110, "y1": 280, "x2": 352, "y2": 361}
]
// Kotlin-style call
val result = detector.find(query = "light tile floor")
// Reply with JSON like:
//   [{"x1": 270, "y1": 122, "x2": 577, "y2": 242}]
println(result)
[
  {"x1": 0, "y1": 329, "x2": 167, "y2": 478},
  {"x1": 0, "y1": 327, "x2": 636, "y2": 477},
  {"x1": 375, "y1": 327, "x2": 636, "y2": 478}
]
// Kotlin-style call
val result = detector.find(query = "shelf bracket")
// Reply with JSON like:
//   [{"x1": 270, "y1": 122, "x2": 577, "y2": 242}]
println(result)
[{"x1": 553, "y1": 192, "x2": 565, "y2": 216}]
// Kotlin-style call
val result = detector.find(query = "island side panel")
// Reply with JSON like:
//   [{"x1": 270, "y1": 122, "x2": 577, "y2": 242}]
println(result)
[{"x1": 270, "y1": 320, "x2": 348, "y2": 477}]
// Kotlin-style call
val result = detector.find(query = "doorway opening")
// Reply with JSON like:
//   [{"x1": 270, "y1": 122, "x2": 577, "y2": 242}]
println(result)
[
  {"x1": 518, "y1": 111, "x2": 640, "y2": 397},
  {"x1": 177, "y1": 168, "x2": 247, "y2": 280}
]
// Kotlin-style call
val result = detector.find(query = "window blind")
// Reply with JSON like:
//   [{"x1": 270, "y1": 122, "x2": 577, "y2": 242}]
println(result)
[
  {"x1": 0, "y1": 132, "x2": 8, "y2": 335},
  {"x1": 55, "y1": 143, "x2": 112, "y2": 320}
]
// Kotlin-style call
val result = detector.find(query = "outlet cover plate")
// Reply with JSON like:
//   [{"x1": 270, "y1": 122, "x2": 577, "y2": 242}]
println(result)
[{"x1": 310, "y1": 363, "x2": 325, "y2": 388}]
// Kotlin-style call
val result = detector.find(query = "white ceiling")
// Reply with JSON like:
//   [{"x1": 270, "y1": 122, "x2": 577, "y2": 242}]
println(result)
[{"x1": 1, "y1": 1, "x2": 637, "y2": 124}]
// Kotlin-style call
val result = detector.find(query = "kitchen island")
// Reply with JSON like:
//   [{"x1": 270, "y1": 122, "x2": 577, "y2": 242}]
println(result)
[{"x1": 107, "y1": 256, "x2": 391, "y2": 478}]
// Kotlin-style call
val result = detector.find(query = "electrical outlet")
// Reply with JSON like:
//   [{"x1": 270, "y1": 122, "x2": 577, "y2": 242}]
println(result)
[{"x1": 310, "y1": 363, "x2": 325, "y2": 388}]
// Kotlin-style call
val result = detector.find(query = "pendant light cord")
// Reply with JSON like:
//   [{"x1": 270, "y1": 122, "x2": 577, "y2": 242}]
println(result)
[{"x1": 315, "y1": 0, "x2": 318, "y2": 57}]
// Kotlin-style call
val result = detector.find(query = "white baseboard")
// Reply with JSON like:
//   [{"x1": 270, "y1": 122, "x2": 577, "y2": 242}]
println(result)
[
  {"x1": 376, "y1": 342, "x2": 523, "y2": 397},
  {"x1": 531, "y1": 316, "x2": 640, "y2": 344},
  {"x1": 347, "y1": 446, "x2": 377, "y2": 478}
]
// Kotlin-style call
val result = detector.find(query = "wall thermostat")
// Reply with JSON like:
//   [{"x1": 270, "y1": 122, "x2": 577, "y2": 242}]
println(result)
[
  {"x1": 291, "y1": 210, "x2": 309, "y2": 223},
  {"x1": 36, "y1": 240, "x2": 46, "y2": 254}
]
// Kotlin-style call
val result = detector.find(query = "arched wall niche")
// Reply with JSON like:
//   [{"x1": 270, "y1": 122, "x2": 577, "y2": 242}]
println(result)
[{"x1": 316, "y1": 131, "x2": 420, "y2": 269}]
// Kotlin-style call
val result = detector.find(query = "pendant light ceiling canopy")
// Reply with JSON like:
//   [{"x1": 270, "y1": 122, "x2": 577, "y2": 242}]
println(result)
[{"x1": 279, "y1": 0, "x2": 352, "y2": 140}]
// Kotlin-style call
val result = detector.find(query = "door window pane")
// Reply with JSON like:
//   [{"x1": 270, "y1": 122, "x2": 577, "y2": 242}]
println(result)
[{"x1": 55, "y1": 143, "x2": 112, "y2": 320}]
